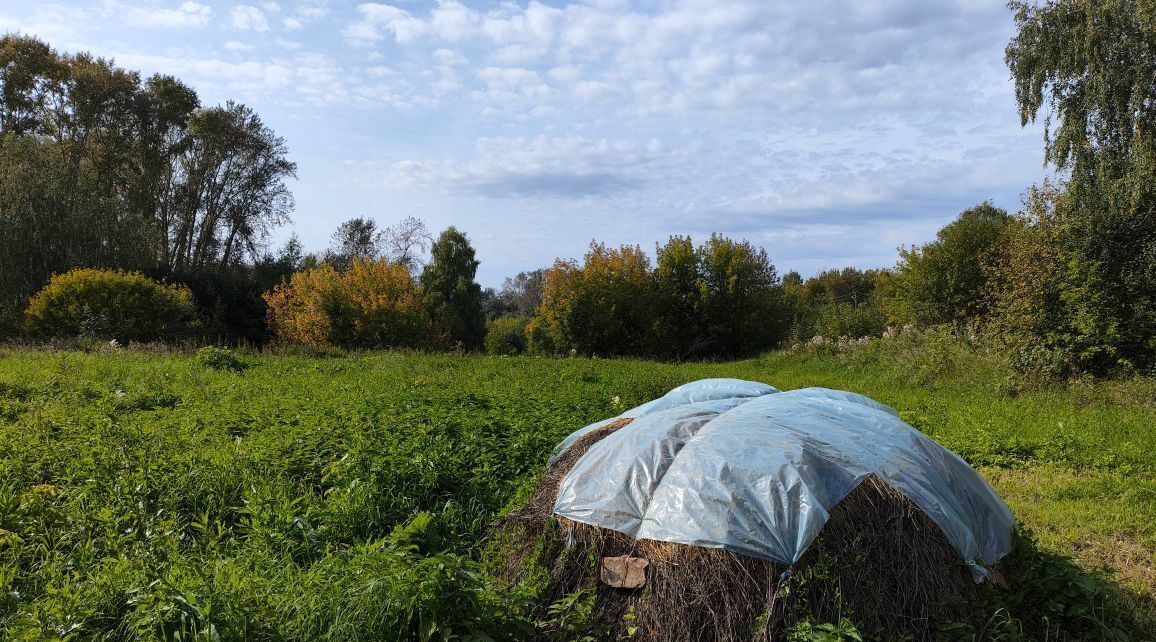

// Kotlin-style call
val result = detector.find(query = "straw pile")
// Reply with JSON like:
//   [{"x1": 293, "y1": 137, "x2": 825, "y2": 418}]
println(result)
[{"x1": 497, "y1": 420, "x2": 1001, "y2": 642}]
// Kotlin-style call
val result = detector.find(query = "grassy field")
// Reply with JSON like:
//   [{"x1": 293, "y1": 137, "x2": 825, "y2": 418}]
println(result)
[{"x1": 1, "y1": 332, "x2": 1153, "y2": 640}]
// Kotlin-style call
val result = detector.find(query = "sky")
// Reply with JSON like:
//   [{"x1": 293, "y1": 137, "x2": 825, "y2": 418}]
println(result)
[{"x1": 1, "y1": 0, "x2": 1051, "y2": 286}]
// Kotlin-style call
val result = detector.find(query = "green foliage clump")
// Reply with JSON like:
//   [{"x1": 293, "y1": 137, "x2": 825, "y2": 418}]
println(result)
[
  {"x1": 1001, "y1": 0, "x2": 1156, "y2": 375},
  {"x1": 195, "y1": 347, "x2": 247, "y2": 373},
  {"x1": 812, "y1": 303, "x2": 887, "y2": 342},
  {"x1": 421, "y1": 227, "x2": 486, "y2": 351},
  {"x1": 485, "y1": 317, "x2": 528, "y2": 355},
  {"x1": 783, "y1": 267, "x2": 888, "y2": 344},
  {"x1": 531, "y1": 242, "x2": 655, "y2": 357},
  {"x1": 985, "y1": 185, "x2": 1144, "y2": 379},
  {"x1": 691, "y1": 234, "x2": 786, "y2": 358},
  {"x1": 888, "y1": 202, "x2": 1011, "y2": 328},
  {"x1": 23, "y1": 268, "x2": 195, "y2": 342}
]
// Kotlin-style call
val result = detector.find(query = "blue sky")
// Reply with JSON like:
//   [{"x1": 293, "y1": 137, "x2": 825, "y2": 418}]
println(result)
[{"x1": 2, "y1": 0, "x2": 1049, "y2": 286}]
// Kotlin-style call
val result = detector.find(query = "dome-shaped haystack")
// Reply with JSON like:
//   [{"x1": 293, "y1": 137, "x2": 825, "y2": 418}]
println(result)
[{"x1": 499, "y1": 379, "x2": 1016, "y2": 642}]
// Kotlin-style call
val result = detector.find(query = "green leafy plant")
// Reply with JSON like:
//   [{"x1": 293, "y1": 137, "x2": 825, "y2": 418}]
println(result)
[
  {"x1": 195, "y1": 347, "x2": 247, "y2": 373},
  {"x1": 24, "y1": 268, "x2": 196, "y2": 342},
  {"x1": 484, "y1": 318, "x2": 528, "y2": 356}
]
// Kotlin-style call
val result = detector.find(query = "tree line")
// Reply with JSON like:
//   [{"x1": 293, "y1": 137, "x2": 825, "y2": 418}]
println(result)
[
  {"x1": 0, "y1": 34, "x2": 296, "y2": 340},
  {"x1": 3, "y1": 0, "x2": 1154, "y2": 379}
]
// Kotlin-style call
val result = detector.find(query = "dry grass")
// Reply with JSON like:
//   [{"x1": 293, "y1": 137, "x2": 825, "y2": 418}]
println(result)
[{"x1": 495, "y1": 417, "x2": 634, "y2": 574}]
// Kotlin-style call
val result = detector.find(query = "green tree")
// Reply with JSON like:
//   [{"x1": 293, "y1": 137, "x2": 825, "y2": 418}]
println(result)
[
  {"x1": 172, "y1": 101, "x2": 296, "y2": 271},
  {"x1": 696, "y1": 234, "x2": 785, "y2": 357},
  {"x1": 1003, "y1": 0, "x2": 1156, "y2": 372},
  {"x1": 0, "y1": 35, "x2": 296, "y2": 340},
  {"x1": 421, "y1": 227, "x2": 486, "y2": 350},
  {"x1": 652, "y1": 236, "x2": 704, "y2": 358},
  {"x1": 780, "y1": 267, "x2": 888, "y2": 343},
  {"x1": 530, "y1": 243, "x2": 655, "y2": 356},
  {"x1": 327, "y1": 217, "x2": 382, "y2": 271},
  {"x1": 888, "y1": 203, "x2": 1011, "y2": 327}
]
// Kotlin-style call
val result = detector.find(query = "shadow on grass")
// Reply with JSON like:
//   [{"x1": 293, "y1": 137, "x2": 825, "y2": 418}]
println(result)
[{"x1": 984, "y1": 527, "x2": 1152, "y2": 641}]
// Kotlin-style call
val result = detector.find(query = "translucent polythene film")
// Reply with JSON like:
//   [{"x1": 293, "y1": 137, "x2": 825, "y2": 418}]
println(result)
[
  {"x1": 548, "y1": 378, "x2": 779, "y2": 465},
  {"x1": 552, "y1": 381, "x2": 1014, "y2": 578}
]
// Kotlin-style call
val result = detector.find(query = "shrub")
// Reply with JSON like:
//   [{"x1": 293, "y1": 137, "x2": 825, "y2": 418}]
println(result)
[
  {"x1": 781, "y1": 268, "x2": 886, "y2": 346},
  {"x1": 485, "y1": 317, "x2": 528, "y2": 355},
  {"x1": 887, "y1": 202, "x2": 1011, "y2": 328},
  {"x1": 195, "y1": 346, "x2": 247, "y2": 373},
  {"x1": 263, "y1": 262, "x2": 341, "y2": 348},
  {"x1": 523, "y1": 316, "x2": 554, "y2": 355},
  {"x1": 533, "y1": 243, "x2": 655, "y2": 357},
  {"x1": 24, "y1": 268, "x2": 195, "y2": 341},
  {"x1": 985, "y1": 186, "x2": 1135, "y2": 379},
  {"x1": 264, "y1": 258, "x2": 431, "y2": 350},
  {"x1": 813, "y1": 301, "x2": 887, "y2": 340}
]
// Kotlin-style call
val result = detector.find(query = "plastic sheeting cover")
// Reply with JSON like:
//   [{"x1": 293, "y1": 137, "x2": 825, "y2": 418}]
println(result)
[
  {"x1": 552, "y1": 381, "x2": 1014, "y2": 578},
  {"x1": 548, "y1": 378, "x2": 779, "y2": 465}
]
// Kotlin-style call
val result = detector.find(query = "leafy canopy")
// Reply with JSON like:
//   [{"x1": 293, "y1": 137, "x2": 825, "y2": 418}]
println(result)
[{"x1": 420, "y1": 227, "x2": 486, "y2": 350}]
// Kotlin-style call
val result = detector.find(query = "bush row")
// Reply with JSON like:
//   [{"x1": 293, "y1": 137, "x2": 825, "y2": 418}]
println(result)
[{"x1": 16, "y1": 195, "x2": 1154, "y2": 376}]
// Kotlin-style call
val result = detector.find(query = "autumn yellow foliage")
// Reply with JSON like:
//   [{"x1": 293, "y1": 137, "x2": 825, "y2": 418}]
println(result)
[
  {"x1": 264, "y1": 259, "x2": 431, "y2": 349},
  {"x1": 25, "y1": 268, "x2": 196, "y2": 341}
]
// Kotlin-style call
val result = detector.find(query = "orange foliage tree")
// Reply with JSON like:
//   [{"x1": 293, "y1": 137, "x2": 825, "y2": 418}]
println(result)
[{"x1": 264, "y1": 258, "x2": 430, "y2": 349}]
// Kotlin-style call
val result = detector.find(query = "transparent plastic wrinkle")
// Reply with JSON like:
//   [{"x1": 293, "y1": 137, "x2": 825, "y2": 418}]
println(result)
[
  {"x1": 547, "y1": 378, "x2": 779, "y2": 465},
  {"x1": 552, "y1": 382, "x2": 1015, "y2": 575},
  {"x1": 553, "y1": 398, "x2": 751, "y2": 535}
]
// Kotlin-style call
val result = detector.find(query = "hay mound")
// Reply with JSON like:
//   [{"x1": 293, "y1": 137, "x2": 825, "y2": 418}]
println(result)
[{"x1": 499, "y1": 425, "x2": 999, "y2": 642}]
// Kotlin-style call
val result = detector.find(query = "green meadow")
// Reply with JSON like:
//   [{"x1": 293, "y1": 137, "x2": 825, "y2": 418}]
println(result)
[{"x1": 1, "y1": 333, "x2": 1153, "y2": 640}]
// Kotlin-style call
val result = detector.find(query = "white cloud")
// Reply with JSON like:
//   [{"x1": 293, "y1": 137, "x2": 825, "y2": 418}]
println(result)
[
  {"x1": 6, "y1": 0, "x2": 1045, "y2": 281},
  {"x1": 573, "y1": 80, "x2": 610, "y2": 100},
  {"x1": 429, "y1": 0, "x2": 478, "y2": 41},
  {"x1": 121, "y1": 1, "x2": 212, "y2": 28},
  {"x1": 346, "y1": 3, "x2": 427, "y2": 44},
  {"x1": 432, "y1": 48, "x2": 467, "y2": 66},
  {"x1": 547, "y1": 66, "x2": 581, "y2": 83},
  {"x1": 473, "y1": 66, "x2": 552, "y2": 109},
  {"x1": 106, "y1": 48, "x2": 365, "y2": 106},
  {"x1": 332, "y1": 0, "x2": 1015, "y2": 123},
  {"x1": 0, "y1": 4, "x2": 88, "y2": 43},
  {"x1": 231, "y1": 4, "x2": 271, "y2": 32},
  {"x1": 279, "y1": 1, "x2": 328, "y2": 30}
]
